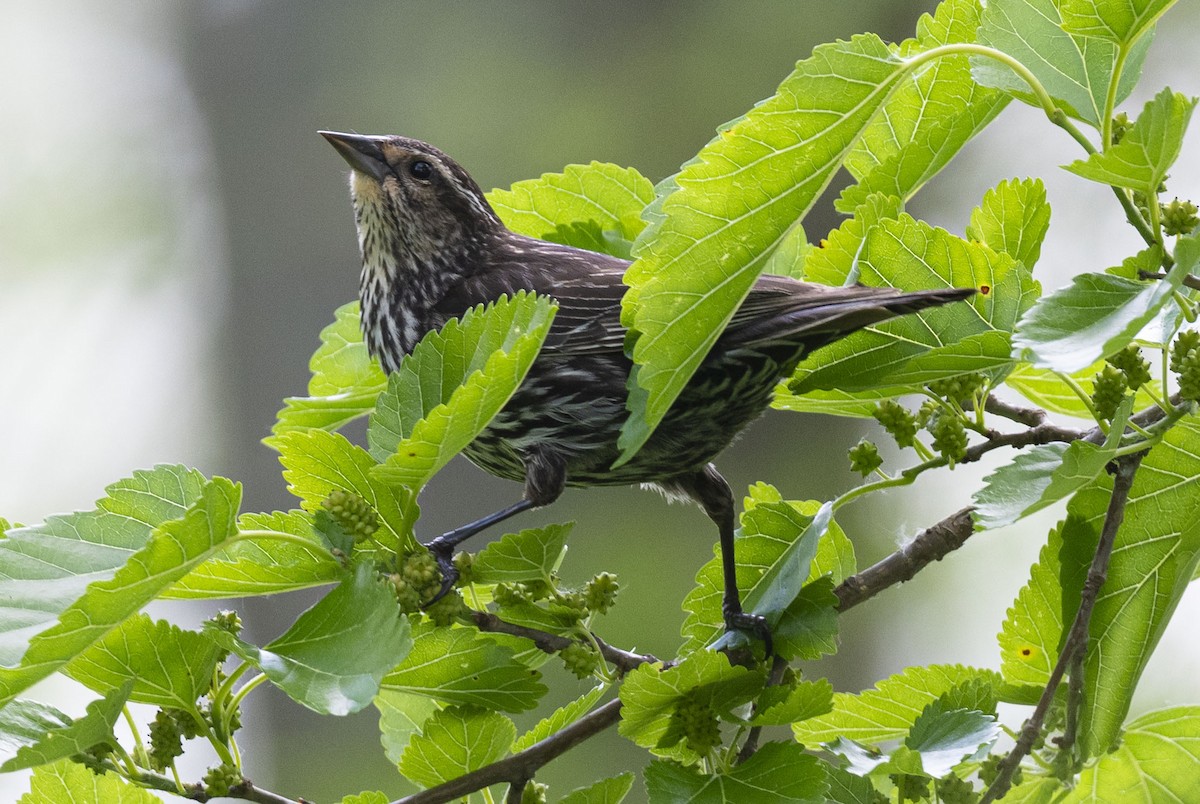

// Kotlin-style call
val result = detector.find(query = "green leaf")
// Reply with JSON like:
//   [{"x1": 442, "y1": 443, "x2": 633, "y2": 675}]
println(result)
[
  {"x1": 1064, "y1": 89, "x2": 1196, "y2": 194},
  {"x1": 644, "y1": 742, "x2": 827, "y2": 803},
  {"x1": 771, "y1": 576, "x2": 840, "y2": 661},
  {"x1": 0, "y1": 700, "x2": 71, "y2": 769},
  {"x1": 618, "y1": 651, "x2": 764, "y2": 759},
  {"x1": 0, "y1": 473, "x2": 240, "y2": 707},
  {"x1": 1011, "y1": 240, "x2": 1193, "y2": 372},
  {"x1": 973, "y1": 401, "x2": 1128, "y2": 529},
  {"x1": 382, "y1": 626, "x2": 547, "y2": 713},
  {"x1": 273, "y1": 301, "x2": 388, "y2": 436},
  {"x1": 1070, "y1": 415, "x2": 1200, "y2": 755},
  {"x1": 1004, "y1": 359, "x2": 1163, "y2": 418},
  {"x1": 618, "y1": 34, "x2": 916, "y2": 464},
  {"x1": 824, "y1": 766, "x2": 883, "y2": 804},
  {"x1": 65, "y1": 615, "x2": 222, "y2": 709},
  {"x1": 1065, "y1": 706, "x2": 1200, "y2": 802},
  {"x1": 272, "y1": 428, "x2": 412, "y2": 547},
  {"x1": 367, "y1": 292, "x2": 556, "y2": 492},
  {"x1": 341, "y1": 793, "x2": 389, "y2": 804},
  {"x1": 166, "y1": 510, "x2": 343, "y2": 598},
  {"x1": 487, "y1": 162, "x2": 654, "y2": 250},
  {"x1": 682, "y1": 499, "x2": 837, "y2": 654},
  {"x1": 558, "y1": 772, "x2": 635, "y2": 804},
  {"x1": 471, "y1": 523, "x2": 572, "y2": 585},
  {"x1": 974, "y1": 0, "x2": 1152, "y2": 127},
  {"x1": 209, "y1": 563, "x2": 412, "y2": 716},
  {"x1": 905, "y1": 700, "x2": 1000, "y2": 776},
  {"x1": 20, "y1": 759, "x2": 161, "y2": 804},
  {"x1": 398, "y1": 705, "x2": 515, "y2": 789},
  {"x1": 966, "y1": 178, "x2": 1052, "y2": 271},
  {"x1": 375, "y1": 689, "x2": 440, "y2": 765},
  {"x1": 1057, "y1": 0, "x2": 1177, "y2": 45},
  {"x1": 790, "y1": 215, "x2": 1036, "y2": 394},
  {"x1": 511, "y1": 684, "x2": 606, "y2": 752},
  {"x1": 838, "y1": 0, "x2": 1009, "y2": 211},
  {"x1": 748, "y1": 679, "x2": 834, "y2": 727},
  {"x1": 997, "y1": 519, "x2": 1071, "y2": 688},
  {"x1": 793, "y1": 664, "x2": 1000, "y2": 745},
  {"x1": 1, "y1": 682, "x2": 130, "y2": 772},
  {"x1": 803, "y1": 194, "x2": 904, "y2": 287}
]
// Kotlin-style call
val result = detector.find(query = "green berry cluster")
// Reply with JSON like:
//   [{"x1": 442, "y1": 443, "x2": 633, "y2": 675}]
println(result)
[
  {"x1": 977, "y1": 754, "x2": 1021, "y2": 788},
  {"x1": 452, "y1": 551, "x2": 475, "y2": 585},
  {"x1": 873, "y1": 400, "x2": 917, "y2": 447},
  {"x1": 927, "y1": 373, "x2": 986, "y2": 405},
  {"x1": 321, "y1": 489, "x2": 379, "y2": 542},
  {"x1": 386, "y1": 550, "x2": 467, "y2": 623},
  {"x1": 78, "y1": 741, "x2": 115, "y2": 774},
  {"x1": 935, "y1": 773, "x2": 978, "y2": 804},
  {"x1": 928, "y1": 409, "x2": 968, "y2": 465},
  {"x1": 584, "y1": 572, "x2": 619, "y2": 614},
  {"x1": 203, "y1": 764, "x2": 243, "y2": 798},
  {"x1": 1163, "y1": 197, "x2": 1199, "y2": 237},
  {"x1": 148, "y1": 708, "x2": 187, "y2": 771},
  {"x1": 1090, "y1": 365, "x2": 1128, "y2": 421},
  {"x1": 520, "y1": 780, "x2": 549, "y2": 804},
  {"x1": 1110, "y1": 111, "x2": 1131, "y2": 144},
  {"x1": 891, "y1": 773, "x2": 931, "y2": 803},
  {"x1": 671, "y1": 689, "x2": 721, "y2": 754},
  {"x1": 848, "y1": 439, "x2": 883, "y2": 476},
  {"x1": 1172, "y1": 330, "x2": 1200, "y2": 401},
  {"x1": 1106, "y1": 346, "x2": 1152, "y2": 390},
  {"x1": 558, "y1": 641, "x2": 601, "y2": 679}
]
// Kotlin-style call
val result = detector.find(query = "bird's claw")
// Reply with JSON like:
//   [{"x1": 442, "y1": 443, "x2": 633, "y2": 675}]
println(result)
[
  {"x1": 724, "y1": 609, "x2": 774, "y2": 657},
  {"x1": 421, "y1": 537, "x2": 459, "y2": 608}
]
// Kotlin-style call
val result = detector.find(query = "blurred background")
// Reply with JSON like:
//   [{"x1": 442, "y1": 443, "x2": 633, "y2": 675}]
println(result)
[{"x1": 2, "y1": 1, "x2": 1198, "y2": 800}]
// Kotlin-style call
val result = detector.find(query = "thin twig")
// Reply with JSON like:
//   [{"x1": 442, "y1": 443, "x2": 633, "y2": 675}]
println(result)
[
  {"x1": 393, "y1": 700, "x2": 624, "y2": 804},
  {"x1": 470, "y1": 610, "x2": 656, "y2": 674},
  {"x1": 91, "y1": 762, "x2": 303, "y2": 804},
  {"x1": 980, "y1": 453, "x2": 1144, "y2": 804},
  {"x1": 736, "y1": 655, "x2": 789, "y2": 763},
  {"x1": 1139, "y1": 269, "x2": 1200, "y2": 292},
  {"x1": 983, "y1": 395, "x2": 1047, "y2": 427}
]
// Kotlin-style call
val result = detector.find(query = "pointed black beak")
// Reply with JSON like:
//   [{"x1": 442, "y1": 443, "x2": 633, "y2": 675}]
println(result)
[{"x1": 319, "y1": 130, "x2": 389, "y2": 182}]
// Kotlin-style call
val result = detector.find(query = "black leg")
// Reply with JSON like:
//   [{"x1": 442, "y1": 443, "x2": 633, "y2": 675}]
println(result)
[
  {"x1": 422, "y1": 447, "x2": 567, "y2": 605},
  {"x1": 668, "y1": 464, "x2": 773, "y2": 655}
]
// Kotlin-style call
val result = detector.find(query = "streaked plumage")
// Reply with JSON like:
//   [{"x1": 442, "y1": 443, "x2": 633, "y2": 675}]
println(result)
[{"x1": 321, "y1": 131, "x2": 972, "y2": 645}]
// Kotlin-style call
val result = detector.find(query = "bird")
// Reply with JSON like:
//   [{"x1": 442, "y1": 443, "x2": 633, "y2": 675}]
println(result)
[{"x1": 320, "y1": 130, "x2": 973, "y2": 648}]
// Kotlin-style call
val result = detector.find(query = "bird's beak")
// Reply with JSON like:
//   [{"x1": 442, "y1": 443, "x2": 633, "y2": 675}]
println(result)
[{"x1": 319, "y1": 131, "x2": 389, "y2": 182}]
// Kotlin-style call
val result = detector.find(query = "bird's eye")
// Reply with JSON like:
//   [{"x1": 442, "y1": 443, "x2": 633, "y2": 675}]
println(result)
[{"x1": 408, "y1": 160, "x2": 434, "y2": 180}]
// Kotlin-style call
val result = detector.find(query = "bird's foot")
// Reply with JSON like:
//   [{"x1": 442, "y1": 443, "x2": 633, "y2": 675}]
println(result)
[
  {"x1": 421, "y1": 537, "x2": 459, "y2": 608},
  {"x1": 723, "y1": 608, "x2": 774, "y2": 658}
]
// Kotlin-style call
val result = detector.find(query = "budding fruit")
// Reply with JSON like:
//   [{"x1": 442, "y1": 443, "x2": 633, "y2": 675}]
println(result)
[
  {"x1": 558, "y1": 642, "x2": 600, "y2": 679},
  {"x1": 1106, "y1": 346, "x2": 1151, "y2": 390},
  {"x1": 1091, "y1": 365, "x2": 1128, "y2": 421},
  {"x1": 670, "y1": 689, "x2": 722, "y2": 754},
  {"x1": 584, "y1": 572, "x2": 619, "y2": 614},
  {"x1": 848, "y1": 439, "x2": 883, "y2": 477},
  {"x1": 1162, "y1": 197, "x2": 1199, "y2": 237},
  {"x1": 321, "y1": 489, "x2": 380, "y2": 541},
  {"x1": 873, "y1": 399, "x2": 918, "y2": 448},
  {"x1": 927, "y1": 409, "x2": 967, "y2": 466}
]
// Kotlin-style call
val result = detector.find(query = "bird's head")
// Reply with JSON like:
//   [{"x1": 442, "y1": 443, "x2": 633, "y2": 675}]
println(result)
[
  {"x1": 320, "y1": 131, "x2": 501, "y2": 279},
  {"x1": 320, "y1": 131, "x2": 503, "y2": 364}
]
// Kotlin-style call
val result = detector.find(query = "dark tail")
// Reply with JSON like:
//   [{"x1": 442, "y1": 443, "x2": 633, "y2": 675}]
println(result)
[{"x1": 728, "y1": 286, "x2": 975, "y2": 346}]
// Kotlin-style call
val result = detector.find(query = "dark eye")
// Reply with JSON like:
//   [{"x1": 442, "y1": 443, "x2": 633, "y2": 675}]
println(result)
[{"x1": 408, "y1": 160, "x2": 433, "y2": 180}]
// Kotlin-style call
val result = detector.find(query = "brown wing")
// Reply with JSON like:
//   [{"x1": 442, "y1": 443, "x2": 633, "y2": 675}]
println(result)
[{"x1": 432, "y1": 235, "x2": 970, "y2": 356}]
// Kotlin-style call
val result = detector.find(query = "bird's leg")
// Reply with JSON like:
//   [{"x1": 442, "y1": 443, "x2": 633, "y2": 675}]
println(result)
[
  {"x1": 423, "y1": 447, "x2": 567, "y2": 605},
  {"x1": 676, "y1": 464, "x2": 774, "y2": 655}
]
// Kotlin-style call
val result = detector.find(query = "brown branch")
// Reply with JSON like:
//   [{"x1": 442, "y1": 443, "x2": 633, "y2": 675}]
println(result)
[
  {"x1": 980, "y1": 452, "x2": 1144, "y2": 804},
  {"x1": 470, "y1": 610, "x2": 656, "y2": 674},
  {"x1": 393, "y1": 699, "x2": 624, "y2": 804},
  {"x1": 983, "y1": 395, "x2": 1047, "y2": 428},
  {"x1": 834, "y1": 507, "x2": 975, "y2": 612},
  {"x1": 91, "y1": 763, "x2": 304, "y2": 804},
  {"x1": 1139, "y1": 269, "x2": 1200, "y2": 291}
]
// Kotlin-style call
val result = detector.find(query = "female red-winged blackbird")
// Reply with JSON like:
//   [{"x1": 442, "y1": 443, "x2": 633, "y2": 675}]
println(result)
[{"x1": 321, "y1": 131, "x2": 972, "y2": 647}]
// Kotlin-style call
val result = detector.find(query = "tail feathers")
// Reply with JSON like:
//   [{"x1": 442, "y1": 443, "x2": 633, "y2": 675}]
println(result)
[{"x1": 727, "y1": 286, "x2": 975, "y2": 346}]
